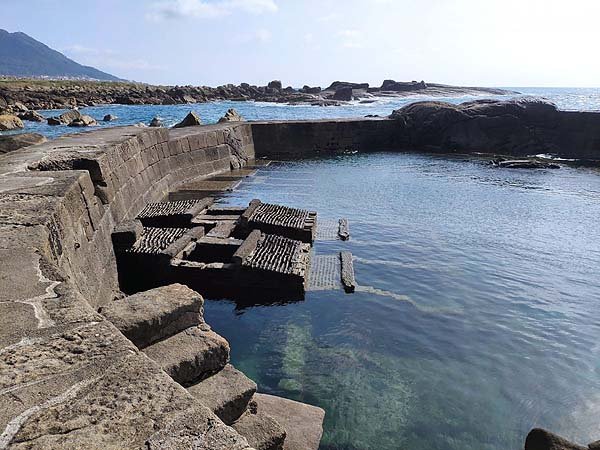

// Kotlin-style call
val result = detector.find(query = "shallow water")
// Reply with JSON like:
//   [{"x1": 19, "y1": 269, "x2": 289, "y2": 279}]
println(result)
[
  {"x1": 4, "y1": 87, "x2": 600, "y2": 140},
  {"x1": 202, "y1": 154, "x2": 600, "y2": 450}
]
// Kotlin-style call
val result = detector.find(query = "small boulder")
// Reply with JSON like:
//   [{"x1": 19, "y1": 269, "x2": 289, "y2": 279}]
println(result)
[
  {"x1": 173, "y1": 111, "x2": 202, "y2": 128},
  {"x1": 11, "y1": 102, "x2": 29, "y2": 113},
  {"x1": 17, "y1": 110, "x2": 45, "y2": 122},
  {"x1": 524, "y1": 428, "x2": 587, "y2": 450},
  {"x1": 0, "y1": 114, "x2": 24, "y2": 131},
  {"x1": 218, "y1": 108, "x2": 244, "y2": 123},
  {"x1": 267, "y1": 80, "x2": 283, "y2": 90},
  {"x1": 48, "y1": 109, "x2": 82, "y2": 126},
  {"x1": 333, "y1": 86, "x2": 353, "y2": 101},
  {"x1": 103, "y1": 114, "x2": 118, "y2": 122},
  {"x1": 0, "y1": 133, "x2": 47, "y2": 154},
  {"x1": 67, "y1": 115, "x2": 97, "y2": 127},
  {"x1": 149, "y1": 117, "x2": 163, "y2": 127}
]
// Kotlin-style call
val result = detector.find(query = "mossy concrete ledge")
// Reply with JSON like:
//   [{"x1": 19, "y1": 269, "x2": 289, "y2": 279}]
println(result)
[{"x1": 0, "y1": 123, "x2": 259, "y2": 449}]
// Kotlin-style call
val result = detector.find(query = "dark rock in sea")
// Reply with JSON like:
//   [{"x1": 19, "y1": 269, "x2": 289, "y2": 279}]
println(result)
[
  {"x1": 17, "y1": 110, "x2": 45, "y2": 122},
  {"x1": 326, "y1": 81, "x2": 369, "y2": 91},
  {"x1": 267, "y1": 80, "x2": 283, "y2": 91},
  {"x1": 0, "y1": 114, "x2": 24, "y2": 130},
  {"x1": 301, "y1": 85, "x2": 322, "y2": 94},
  {"x1": 524, "y1": 428, "x2": 587, "y2": 450},
  {"x1": 333, "y1": 86, "x2": 353, "y2": 101},
  {"x1": 149, "y1": 117, "x2": 163, "y2": 127},
  {"x1": 0, "y1": 132, "x2": 46, "y2": 154},
  {"x1": 68, "y1": 114, "x2": 97, "y2": 127},
  {"x1": 173, "y1": 111, "x2": 202, "y2": 128},
  {"x1": 48, "y1": 109, "x2": 82, "y2": 126},
  {"x1": 389, "y1": 98, "x2": 562, "y2": 155},
  {"x1": 381, "y1": 79, "x2": 427, "y2": 91},
  {"x1": 218, "y1": 108, "x2": 244, "y2": 123},
  {"x1": 103, "y1": 114, "x2": 118, "y2": 122}
]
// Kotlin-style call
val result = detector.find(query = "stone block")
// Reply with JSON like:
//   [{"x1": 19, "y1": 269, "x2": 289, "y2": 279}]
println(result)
[
  {"x1": 143, "y1": 325, "x2": 230, "y2": 385},
  {"x1": 100, "y1": 283, "x2": 203, "y2": 349},
  {"x1": 188, "y1": 364, "x2": 257, "y2": 425}
]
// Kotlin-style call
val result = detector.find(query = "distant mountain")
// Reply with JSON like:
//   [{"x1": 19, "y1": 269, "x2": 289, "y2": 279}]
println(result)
[{"x1": 0, "y1": 29, "x2": 121, "y2": 81}]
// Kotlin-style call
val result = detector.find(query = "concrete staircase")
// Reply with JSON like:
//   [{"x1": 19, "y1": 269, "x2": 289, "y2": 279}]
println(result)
[{"x1": 100, "y1": 283, "x2": 322, "y2": 450}]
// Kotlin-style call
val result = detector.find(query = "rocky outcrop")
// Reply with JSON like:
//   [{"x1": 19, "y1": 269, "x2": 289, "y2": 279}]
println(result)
[
  {"x1": 0, "y1": 132, "x2": 47, "y2": 154},
  {"x1": 0, "y1": 113, "x2": 24, "y2": 130},
  {"x1": 219, "y1": 108, "x2": 244, "y2": 123},
  {"x1": 389, "y1": 98, "x2": 564, "y2": 155},
  {"x1": 380, "y1": 79, "x2": 427, "y2": 91},
  {"x1": 173, "y1": 111, "x2": 202, "y2": 128},
  {"x1": 267, "y1": 80, "x2": 283, "y2": 91},
  {"x1": 524, "y1": 428, "x2": 587, "y2": 450},
  {"x1": 332, "y1": 86, "x2": 353, "y2": 101},
  {"x1": 0, "y1": 79, "x2": 516, "y2": 110},
  {"x1": 68, "y1": 114, "x2": 97, "y2": 127},
  {"x1": 17, "y1": 110, "x2": 45, "y2": 122}
]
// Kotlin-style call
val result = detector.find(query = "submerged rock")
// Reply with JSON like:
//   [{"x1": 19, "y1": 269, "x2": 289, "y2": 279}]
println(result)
[
  {"x1": 218, "y1": 108, "x2": 244, "y2": 123},
  {"x1": 0, "y1": 132, "x2": 46, "y2": 154},
  {"x1": 173, "y1": 111, "x2": 202, "y2": 129},
  {"x1": 524, "y1": 428, "x2": 587, "y2": 450},
  {"x1": 103, "y1": 114, "x2": 118, "y2": 122},
  {"x1": 0, "y1": 114, "x2": 24, "y2": 130},
  {"x1": 492, "y1": 159, "x2": 560, "y2": 169},
  {"x1": 149, "y1": 117, "x2": 163, "y2": 127}
]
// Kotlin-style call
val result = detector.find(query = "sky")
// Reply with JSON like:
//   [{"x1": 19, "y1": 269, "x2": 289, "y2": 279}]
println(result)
[{"x1": 2, "y1": 0, "x2": 600, "y2": 87}]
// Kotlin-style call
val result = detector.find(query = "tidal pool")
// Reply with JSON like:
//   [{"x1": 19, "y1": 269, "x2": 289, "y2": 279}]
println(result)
[{"x1": 203, "y1": 152, "x2": 600, "y2": 450}]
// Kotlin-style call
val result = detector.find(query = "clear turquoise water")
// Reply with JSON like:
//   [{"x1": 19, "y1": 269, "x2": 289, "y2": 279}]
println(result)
[
  {"x1": 204, "y1": 154, "x2": 600, "y2": 450},
  {"x1": 3, "y1": 87, "x2": 600, "y2": 140}
]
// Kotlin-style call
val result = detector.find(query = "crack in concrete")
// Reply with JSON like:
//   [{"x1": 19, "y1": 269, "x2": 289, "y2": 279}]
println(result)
[{"x1": 0, "y1": 377, "x2": 97, "y2": 449}]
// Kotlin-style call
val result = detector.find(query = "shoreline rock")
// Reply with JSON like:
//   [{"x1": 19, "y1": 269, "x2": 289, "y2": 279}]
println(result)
[
  {"x1": 0, "y1": 113, "x2": 24, "y2": 130},
  {"x1": 0, "y1": 78, "x2": 517, "y2": 111}
]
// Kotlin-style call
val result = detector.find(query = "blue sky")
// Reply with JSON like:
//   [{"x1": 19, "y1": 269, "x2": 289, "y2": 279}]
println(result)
[{"x1": 3, "y1": 0, "x2": 600, "y2": 87}]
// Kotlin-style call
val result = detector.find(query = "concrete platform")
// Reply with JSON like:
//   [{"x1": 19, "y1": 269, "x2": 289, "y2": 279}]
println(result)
[
  {"x1": 143, "y1": 325, "x2": 230, "y2": 385},
  {"x1": 188, "y1": 364, "x2": 257, "y2": 425}
]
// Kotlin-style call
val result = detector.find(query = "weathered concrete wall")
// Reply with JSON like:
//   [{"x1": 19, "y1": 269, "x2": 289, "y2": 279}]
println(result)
[
  {"x1": 0, "y1": 123, "x2": 255, "y2": 449},
  {"x1": 16, "y1": 123, "x2": 254, "y2": 308},
  {"x1": 251, "y1": 111, "x2": 600, "y2": 160},
  {"x1": 250, "y1": 118, "x2": 405, "y2": 159}
]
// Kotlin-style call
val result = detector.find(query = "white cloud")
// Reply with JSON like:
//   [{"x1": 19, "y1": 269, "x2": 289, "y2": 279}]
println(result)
[
  {"x1": 230, "y1": 28, "x2": 273, "y2": 44},
  {"x1": 337, "y1": 29, "x2": 365, "y2": 49},
  {"x1": 147, "y1": 0, "x2": 278, "y2": 21}
]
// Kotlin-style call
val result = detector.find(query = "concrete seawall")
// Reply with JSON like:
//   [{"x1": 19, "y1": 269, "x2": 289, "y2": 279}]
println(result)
[
  {"x1": 0, "y1": 123, "x2": 258, "y2": 449},
  {"x1": 251, "y1": 109, "x2": 600, "y2": 160}
]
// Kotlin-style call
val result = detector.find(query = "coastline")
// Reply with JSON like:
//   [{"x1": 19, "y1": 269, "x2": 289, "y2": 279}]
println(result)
[{"x1": 0, "y1": 78, "x2": 516, "y2": 112}]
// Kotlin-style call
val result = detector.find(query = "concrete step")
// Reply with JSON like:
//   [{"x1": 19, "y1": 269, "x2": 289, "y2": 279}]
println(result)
[
  {"x1": 100, "y1": 283, "x2": 203, "y2": 349},
  {"x1": 253, "y1": 393, "x2": 325, "y2": 450},
  {"x1": 188, "y1": 363, "x2": 257, "y2": 425},
  {"x1": 143, "y1": 325, "x2": 230, "y2": 386},
  {"x1": 233, "y1": 401, "x2": 286, "y2": 450}
]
